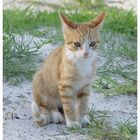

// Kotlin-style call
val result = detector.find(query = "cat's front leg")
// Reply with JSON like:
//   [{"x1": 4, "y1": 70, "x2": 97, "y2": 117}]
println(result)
[
  {"x1": 78, "y1": 85, "x2": 90, "y2": 125},
  {"x1": 58, "y1": 84, "x2": 81, "y2": 128}
]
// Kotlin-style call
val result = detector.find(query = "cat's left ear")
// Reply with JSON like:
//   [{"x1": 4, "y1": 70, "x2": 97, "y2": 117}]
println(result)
[
  {"x1": 88, "y1": 12, "x2": 106, "y2": 30},
  {"x1": 59, "y1": 12, "x2": 79, "y2": 30}
]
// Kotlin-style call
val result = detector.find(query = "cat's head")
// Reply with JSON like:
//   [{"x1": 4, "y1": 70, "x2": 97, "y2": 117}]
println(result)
[{"x1": 60, "y1": 12, "x2": 105, "y2": 60}]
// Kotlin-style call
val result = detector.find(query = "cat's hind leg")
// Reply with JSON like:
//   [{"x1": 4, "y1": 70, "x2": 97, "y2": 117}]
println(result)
[{"x1": 31, "y1": 101, "x2": 50, "y2": 126}]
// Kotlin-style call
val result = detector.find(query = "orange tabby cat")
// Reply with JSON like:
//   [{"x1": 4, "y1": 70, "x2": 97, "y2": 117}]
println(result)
[{"x1": 31, "y1": 12, "x2": 105, "y2": 127}]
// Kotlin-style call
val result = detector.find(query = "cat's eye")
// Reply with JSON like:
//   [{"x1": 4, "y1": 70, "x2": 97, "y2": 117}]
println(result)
[
  {"x1": 90, "y1": 41, "x2": 96, "y2": 47},
  {"x1": 74, "y1": 42, "x2": 81, "y2": 48}
]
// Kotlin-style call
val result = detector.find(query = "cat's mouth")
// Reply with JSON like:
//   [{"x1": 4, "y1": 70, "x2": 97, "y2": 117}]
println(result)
[{"x1": 75, "y1": 55, "x2": 89, "y2": 61}]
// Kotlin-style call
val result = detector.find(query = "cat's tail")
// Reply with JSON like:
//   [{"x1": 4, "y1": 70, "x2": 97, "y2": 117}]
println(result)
[{"x1": 31, "y1": 101, "x2": 50, "y2": 126}]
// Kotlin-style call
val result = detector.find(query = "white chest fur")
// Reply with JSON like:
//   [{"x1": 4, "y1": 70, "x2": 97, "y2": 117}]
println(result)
[
  {"x1": 74, "y1": 56, "x2": 96, "y2": 91},
  {"x1": 66, "y1": 49, "x2": 97, "y2": 91},
  {"x1": 75, "y1": 57, "x2": 94, "y2": 77}
]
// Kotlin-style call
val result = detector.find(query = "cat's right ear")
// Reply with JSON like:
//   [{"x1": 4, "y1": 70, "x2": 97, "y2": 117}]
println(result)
[
  {"x1": 59, "y1": 12, "x2": 78, "y2": 31},
  {"x1": 88, "y1": 12, "x2": 106, "y2": 30}
]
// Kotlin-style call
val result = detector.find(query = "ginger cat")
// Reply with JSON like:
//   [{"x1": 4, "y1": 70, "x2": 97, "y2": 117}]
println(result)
[{"x1": 31, "y1": 12, "x2": 105, "y2": 128}]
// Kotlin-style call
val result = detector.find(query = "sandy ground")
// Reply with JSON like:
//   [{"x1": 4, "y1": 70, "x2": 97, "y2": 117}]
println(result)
[{"x1": 3, "y1": 80, "x2": 137, "y2": 140}]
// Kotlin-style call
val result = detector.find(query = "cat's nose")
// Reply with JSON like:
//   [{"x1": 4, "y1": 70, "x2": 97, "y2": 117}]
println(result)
[{"x1": 83, "y1": 52, "x2": 89, "y2": 58}]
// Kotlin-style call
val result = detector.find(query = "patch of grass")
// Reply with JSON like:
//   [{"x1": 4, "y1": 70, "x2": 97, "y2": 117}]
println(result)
[
  {"x1": 117, "y1": 42, "x2": 137, "y2": 61},
  {"x1": 92, "y1": 32, "x2": 137, "y2": 95},
  {"x1": 3, "y1": 32, "x2": 49, "y2": 83},
  {"x1": 68, "y1": 110, "x2": 137, "y2": 140},
  {"x1": 92, "y1": 77, "x2": 137, "y2": 95},
  {"x1": 3, "y1": 10, "x2": 64, "y2": 42},
  {"x1": 115, "y1": 122, "x2": 137, "y2": 140},
  {"x1": 4, "y1": 5, "x2": 136, "y2": 36},
  {"x1": 68, "y1": 126, "x2": 82, "y2": 133},
  {"x1": 3, "y1": 10, "x2": 60, "y2": 34}
]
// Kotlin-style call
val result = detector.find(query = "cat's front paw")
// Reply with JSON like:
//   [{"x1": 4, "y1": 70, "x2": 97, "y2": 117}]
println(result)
[
  {"x1": 66, "y1": 120, "x2": 81, "y2": 128},
  {"x1": 81, "y1": 115, "x2": 90, "y2": 126},
  {"x1": 50, "y1": 111, "x2": 64, "y2": 123}
]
